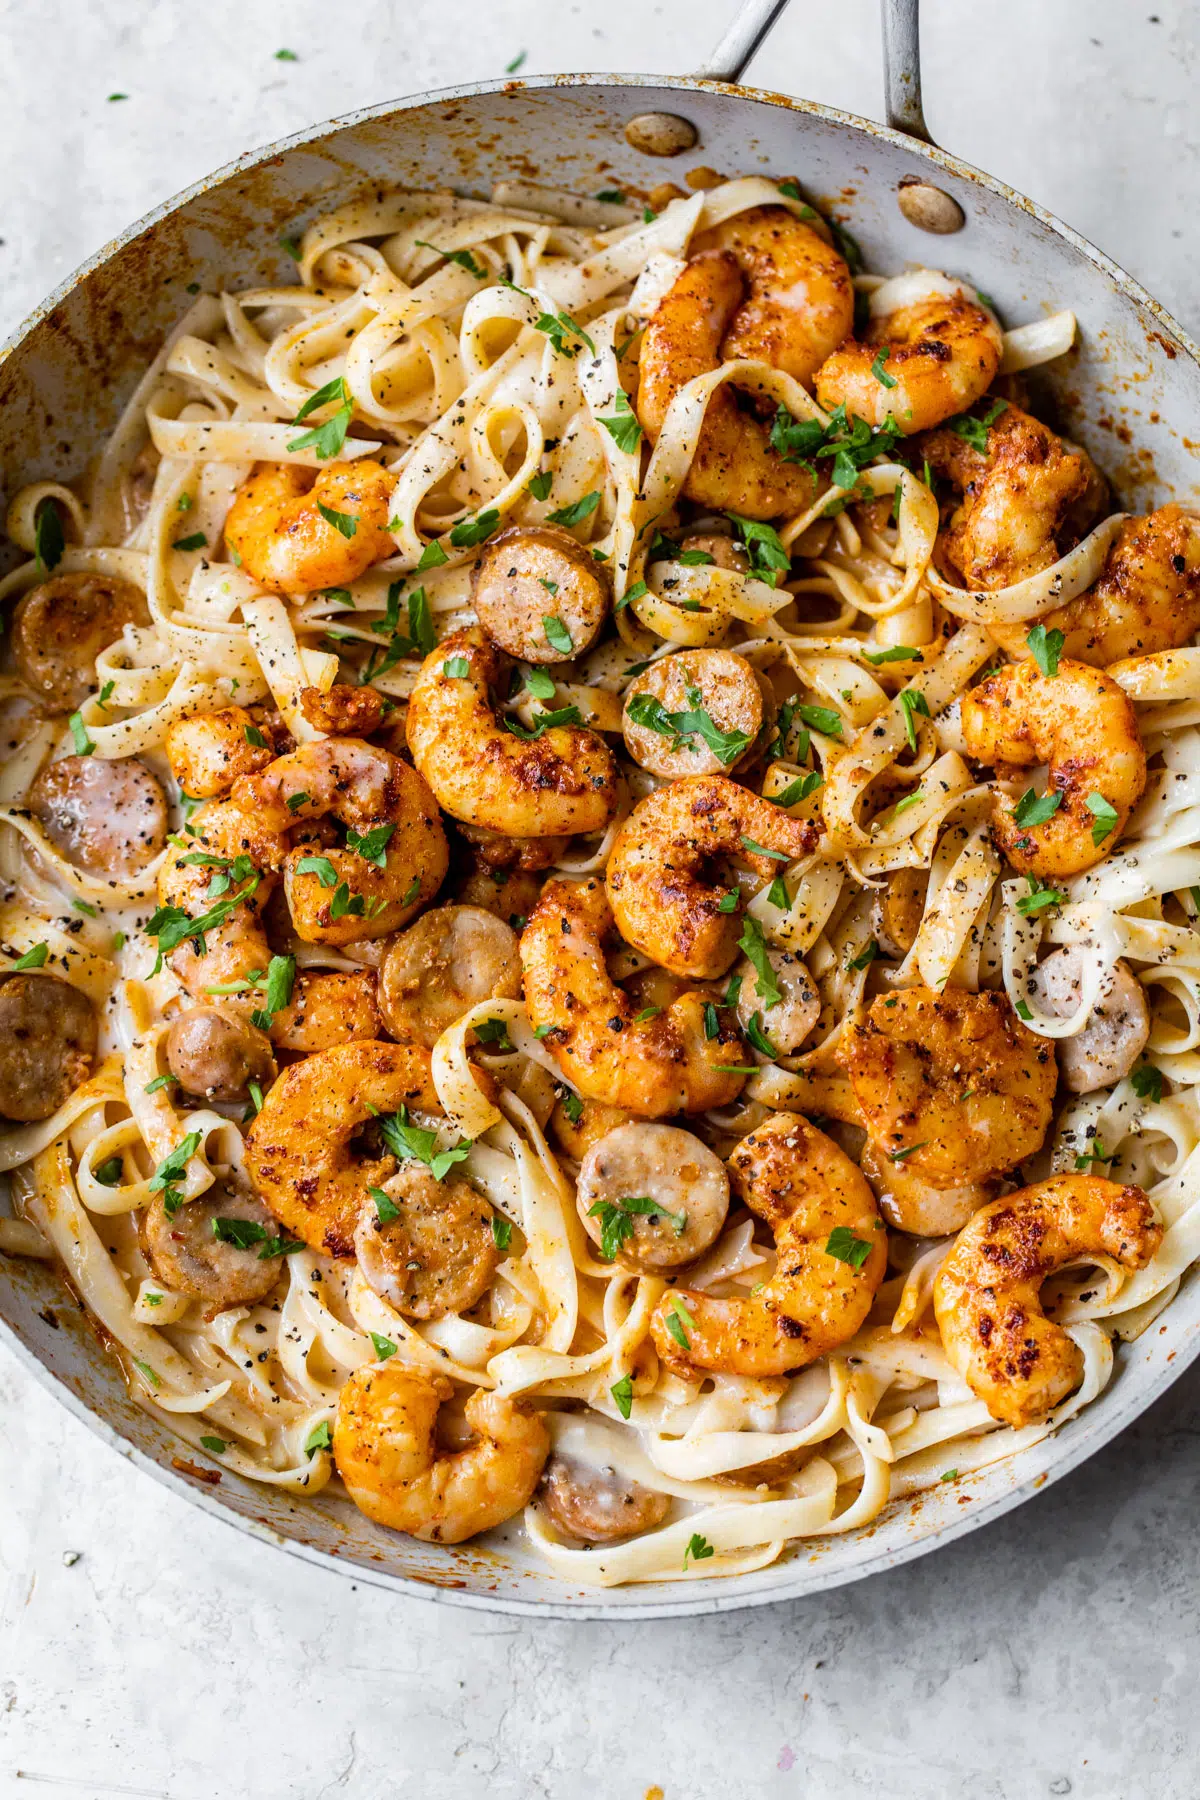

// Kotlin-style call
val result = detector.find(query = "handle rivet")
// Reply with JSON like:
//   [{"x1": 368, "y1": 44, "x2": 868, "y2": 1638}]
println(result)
[
  {"x1": 897, "y1": 177, "x2": 964, "y2": 234},
  {"x1": 624, "y1": 113, "x2": 699, "y2": 157}
]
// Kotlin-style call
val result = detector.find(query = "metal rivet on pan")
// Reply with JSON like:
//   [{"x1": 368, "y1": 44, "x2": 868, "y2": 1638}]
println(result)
[
  {"x1": 897, "y1": 176, "x2": 965, "y2": 234},
  {"x1": 624, "y1": 113, "x2": 698, "y2": 157}
]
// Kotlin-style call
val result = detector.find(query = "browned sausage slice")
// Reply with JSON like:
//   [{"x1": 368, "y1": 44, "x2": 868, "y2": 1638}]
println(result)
[
  {"x1": 164, "y1": 1007, "x2": 277, "y2": 1103},
  {"x1": 472, "y1": 524, "x2": 609, "y2": 663},
  {"x1": 139, "y1": 1182, "x2": 287, "y2": 1310},
  {"x1": 0, "y1": 974, "x2": 97, "y2": 1121},
  {"x1": 353, "y1": 1165, "x2": 499, "y2": 1320},
  {"x1": 12, "y1": 573, "x2": 149, "y2": 714},
  {"x1": 539, "y1": 1456, "x2": 670, "y2": 1543},
  {"x1": 30, "y1": 754, "x2": 168, "y2": 877}
]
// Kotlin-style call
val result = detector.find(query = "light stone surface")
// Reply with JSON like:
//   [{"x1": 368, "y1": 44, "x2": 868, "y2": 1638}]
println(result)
[{"x1": 2, "y1": 2, "x2": 1200, "y2": 1795}]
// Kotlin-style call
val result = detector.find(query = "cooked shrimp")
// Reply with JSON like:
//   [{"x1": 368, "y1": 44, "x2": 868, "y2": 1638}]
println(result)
[
  {"x1": 961, "y1": 657, "x2": 1146, "y2": 879},
  {"x1": 164, "y1": 706, "x2": 283, "y2": 799},
  {"x1": 650, "y1": 1112, "x2": 886, "y2": 1379},
  {"x1": 232, "y1": 736, "x2": 448, "y2": 946},
  {"x1": 989, "y1": 505, "x2": 1200, "y2": 666},
  {"x1": 621, "y1": 649, "x2": 765, "y2": 779},
  {"x1": 692, "y1": 205, "x2": 855, "y2": 385},
  {"x1": 155, "y1": 798, "x2": 282, "y2": 1000},
  {"x1": 636, "y1": 251, "x2": 822, "y2": 521},
  {"x1": 860, "y1": 1137, "x2": 994, "y2": 1238},
  {"x1": 548, "y1": 1094, "x2": 632, "y2": 1161},
  {"x1": 846, "y1": 985, "x2": 1057, "y2": 1186},
  {"x1": 1026, "y1": 947, "x2": 1150, "y2": 1095},
  {"x1": 139, "y1": 1178, "x2": 284, "y2": 1313},
  {"x1": 223, "y1": 459, "x2": 396, "y2": 595},
  {"x1": 377, "y1": 906, "x2": 520, "y2": 1049},
  {"x1": 934, "y1": 1175, "x2": 1161, "y2": 1427},
  {"x1": 406, "y1": 626, "x2": 618, "y2": 839},
  {"x1": 538, "y1": 1457, "x2": 670, "y2": 1543},
  {"x1": 30, "y1": 754, "x2": 167, "y2": 877},
  {"x1": 353, "y1": 1163, "x2": 498, "y2": 1320},
  {"x1": 519, "y1": 877, "x2": 748, "y2": 1118},
  {"x1": 270, "y1": 970, "x2": 382, "y2": 1053},
  {"x1": 0, "y1": 975, "x2": 96, "y2": 1122},
  {"x1": 575, "y1": 1121, "x2": 730, "y2": 1271},
  {"x1": 165, "y1": 1006, "x2": 277, "y2": 1103},
  {"x1": 244, "y1": 1039, "x2": 443, "y2": 1257},
  {"x1": 606, "y1": 774, "x2": 819, "y2": 979},
  {"x1": 333, "y1": 1365, "x2": 549, "y2": 1543},
  {"x1": 11, "y1": 572, "x2": 148, "y2": 713},
  {"x1": 472, "y1": 524, "x2": 610, "y2": 663},
  {"x1": 733, "y1": 945, "x2": 820, "y2": 1055},
  {"x1": 815, "y1": 280, "x2": 1002, "y2": 435},
  {"x1": 921, "y1": 402, "x2": 1093, "y2": 591}
]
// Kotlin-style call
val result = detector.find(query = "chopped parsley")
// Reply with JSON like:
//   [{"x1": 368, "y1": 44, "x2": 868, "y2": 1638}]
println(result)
[
  {"x1": 287, "y1": 375, "x2": 353, "y2": 459},
  {"x1": 824, "y1": 1225, "x2": 874, "y2": 1269},
  {"x1": 449, "y1": 508, "x2": 500, "y2": 548},
  {"x1": 1011, "y1": 787, "x2": 1063, "y2": 829},
  {"x1": 1016, "y1": 877, "x2": 1066, "y2": 917},
  {"x1": 1131, "y1": 1063, "x2": 1163, "y2": 1104},
  {"x1": 316, "y1": 500, "x2": 358, "y2": 539},
  {"x1": 598, "y1": 387, "x2": 643, "y2": 453},
  {"x1": 588, "y1": 1194, "x2": 687, "y2": 1262},
  {"x1": 625, "y1": 687, "x2": 752, "y2": 766},
  {"x1": 492, "y1": 1215, "x2": 513, "y2": 1252},
  {"x1": 683, "y1": 1532, "x2": 715, "y2": 1570},
  {"x1": 542, "y1": 615, "x2": 574, "y2": 656},
  {"x1": 947, "y1": 398, "x2": 1009, "y2": 454},
  {"x1": 665, "y1": 1296, "x2": 695, "y2": 1350},
  {"x1": 12, "y1": 943, "x2": 48, "y2": 970},
  {"x1": 34, "y1": 499, "x2": 65, "y2": 574},
  {"x1": 727, "y1": 513, "x2": 790, "y2": 587},
  {"x1": 1085, "y1": 792, "x2": 1119, "y2": 846},
  {"x1": 611, "y1": 1374, "x2": 634, "y2": 1420},
  {"x1": 413, "y1": 239, "x2": 487, "y2": 279},
  {"x1": 547, "y1": 491, "x2": 600, "y2": 528},
  {"x1": 149, "y1": 1131, "x2": 201, "y2": 1218},
  {"x1": 1026, "y1": 624, "x2": 1065, "y2": 679},
  {"x1": 527, "y1": 471, "x2": 553, "y2": 501},
  {"x1": 376, "y1": 1103, "x2": 472, "y2": 1182},
  {"x1": 737, "y1": 916, "x2": 782, "y2": 1009},
  {"x1": 369, "y1": 1332, "x2": 398, "y2": 1361},
  {"x1": 870, "y1": 346, "x2": 898, "y2": 389},
  {"x1": 68, "y1": 712, "x2": 95, "y2": 756}
]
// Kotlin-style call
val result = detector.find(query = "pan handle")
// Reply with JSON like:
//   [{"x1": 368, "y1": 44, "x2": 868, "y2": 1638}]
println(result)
[{"x1": 697, "y1": 0, "x2": 935, "y2": 146}]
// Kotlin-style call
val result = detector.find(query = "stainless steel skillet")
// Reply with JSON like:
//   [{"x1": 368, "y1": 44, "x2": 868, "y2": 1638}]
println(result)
[{"x1": 1, "y1": 0, "x2": 1197, "y2": 1619}]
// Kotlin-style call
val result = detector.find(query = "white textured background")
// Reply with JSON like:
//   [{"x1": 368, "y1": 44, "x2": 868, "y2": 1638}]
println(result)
[{"x1": 3, "y1": 3, "x2": 1200, "y2": 1796}]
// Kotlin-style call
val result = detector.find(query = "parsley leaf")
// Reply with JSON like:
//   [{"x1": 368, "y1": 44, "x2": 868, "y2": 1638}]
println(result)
[
  {"x1": 611, "y1": 1374, "x2": 634, "y2": 1420},
  {"x1": 587, "y1": 1194, "x2": 687, "y2": 1262},
  {"x1": 542, "y1": 615, "x2": 574, "y2": 656},
  {"x1": 492, "y1": 1215, "x2": 513, "y2": 1252},
  {"x1": 737, "y1": 916, "x2": 782, "y2": 1009},
  {"x1": 527, "y1": 471, "x2": 553, "y2": 501},
  {"x1": 665, "y1": 1297, "x2": 695, "y2": 1350},
  {"x1": 1026, "y1": 624, "x2": 1065, "y2": 679},
  {"x1": 1011, "y1": 787, "x2": 1063, "y2": 828},
  {"x1": 900, "y1": 687, "x2": 930, "y2": 752},
  {"x1": 1131, "y1": 1063, "x2": 1163, "y2": 1104},
  {"x1": 727, "y1": 514, "x2": 790, "y2": 588},
  {"x1": 369, "y1": 1332, "x2": 398, "y2": 1361},
  {"x1": 317, "y1": 500, "x2": 358, "y2": 539},
  {"x1": 825, "y1": 1225, "x2": 874, "y2": 1269},
  {"x1": 598, "y1": 387, "x2": 643, "y2": 453},
  {"x1": 547, "y1": 491, "x2": 600, "y2": 528},
  {"x1": 376, "y1": 1103, "x2": 473, "y2": 1182},
  {"x1": 504, "y1": 704, "x2": 584, "y2": 739},
  {"x1": 449, "y1": 508, "x2": 500, "y2": 548},
  {"x1": 683, "y1": 1532, "x2": 715, "y2": 1570},
  {"x1": 870, "y1": 346, "x2": 898, "y2": 389},
  {"x1": 287, "y1": 376, "x2": 353, "y2": 459},
  {"x1": 947, "y1": 398, "x2": 1009, "y2": 454},
  {"x1": 1016, "y1": 877, "x2": 1066, "y2": 917},
  {"x1": 625, "y1": 689, "x2": 751, "y2": 766},
  {"x1": 34, "y1": 499, "x2": 65, "y2": 574},
  {"x1": 797, "y1": 703, "x2": 843, "y2": 739},
  {"x1": 12, "y1": 943, "x2": 48, "y2": 970},
  {"x1": 345, "y1": 822, "x2": 395, "y2": 869},
  {"x1": 1085, "y1": 791, "x2": 1119, "y2": 846},
  {"x1": 68, "y1": 712, "x2": 95, "y2": 756},
  {"x1": 413, "y1": 238, "x2": 487, "y2": 279}
]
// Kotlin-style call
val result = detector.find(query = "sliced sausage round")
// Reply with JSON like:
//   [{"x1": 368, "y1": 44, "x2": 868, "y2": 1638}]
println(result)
[
  {"x1": 472, "y1": 524, "x2": 610, "y2": 663},
  {"x1": 622, "y1": 648, "x2": 764, "y2": 778},
  {"x1": 165, "y1": 1006, "x2": 277, "y2": 1103},
  {"x1": 12, "y1": 573, "x2": 149, "y2": 714},
  {"x1": 576, "y1": 1121, "x2": 730, "y2": 1271},
  {"x1": 139, "y1": 1181, "x2": 285, "y2": 1310},
  {"x1": 30, "y1": 754, "x2": 168, "y2": 877},
  {"x1": 0, "y1": 974, "x2": 96, "y2": 1121}
]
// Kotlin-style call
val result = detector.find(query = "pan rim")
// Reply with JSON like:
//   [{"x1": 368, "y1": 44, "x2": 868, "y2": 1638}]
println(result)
[{"x1": 3, "y1": 68, "x2": 1198, "y2": 1619}]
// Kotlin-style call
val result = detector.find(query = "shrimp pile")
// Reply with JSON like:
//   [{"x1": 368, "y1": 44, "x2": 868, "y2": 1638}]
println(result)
[{"x1": 0, "y1": 169, "x2": 1194, "y2": 1593}]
